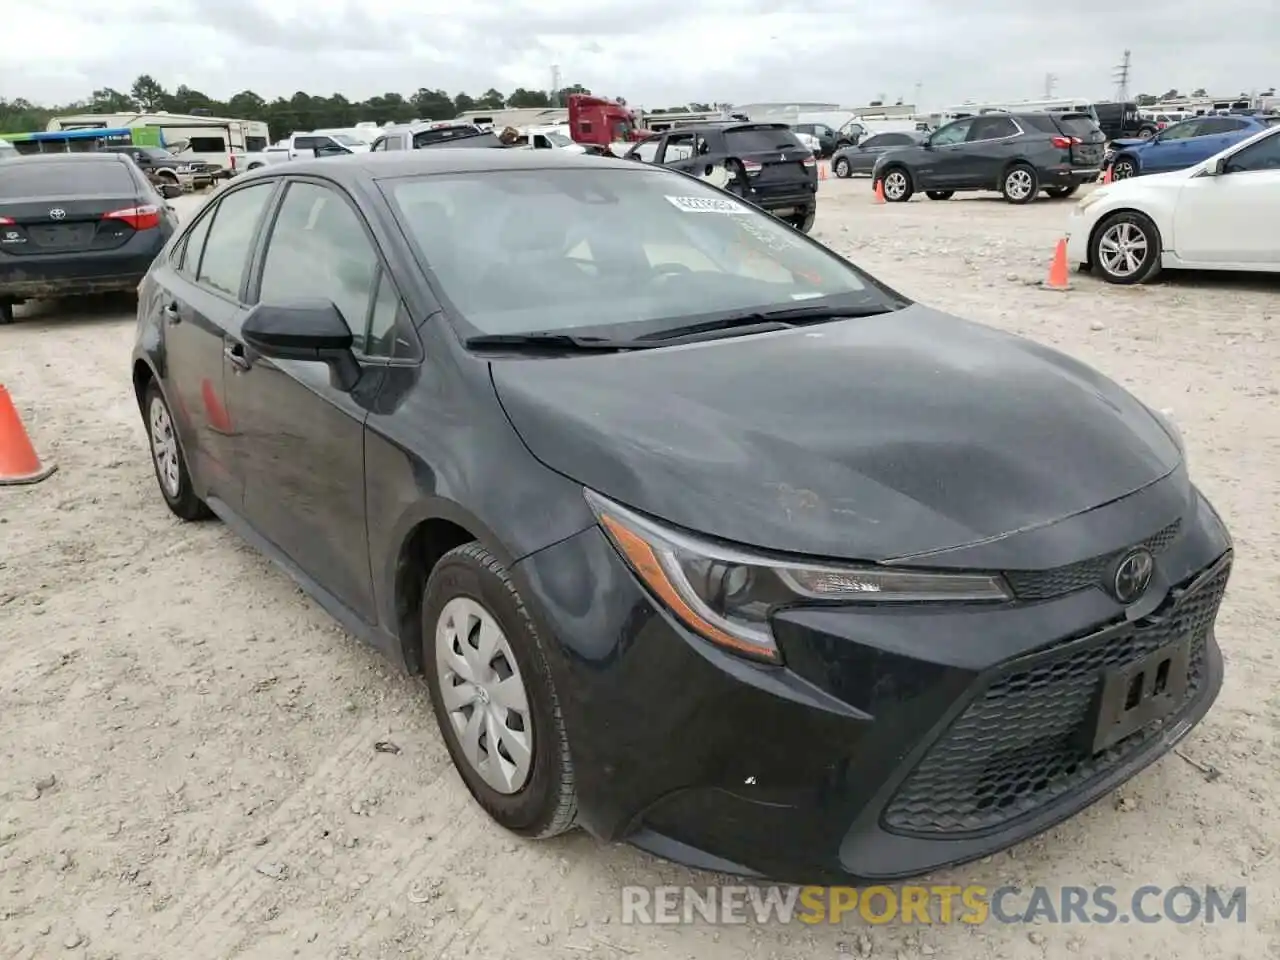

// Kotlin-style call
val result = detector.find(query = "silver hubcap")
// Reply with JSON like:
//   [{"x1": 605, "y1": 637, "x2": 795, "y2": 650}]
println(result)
[
  {"x1": 1114, "y1": 161, "x2": 1135, "y2": 180},
  {"x1": 835, "y1": 160, "x2": 848, "y2": 176},
  {"x1": 884, "y1": 172, "x2": 907, "y2": 199},
  {"x1": 1098, "y1": 221, "x2": 1149, "y2": 277},
  {"x1": 148, "y1": 396, "x2": 181, "y2": 498},
  {"x1": 1006, "y1": 169, "x2": 1033, "y2": 199},
  {"x1": 435, "y1": 597, "x2": 533, "y2": 795}
]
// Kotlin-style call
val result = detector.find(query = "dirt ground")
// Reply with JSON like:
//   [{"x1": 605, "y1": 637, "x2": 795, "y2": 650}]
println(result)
[{"x1": 1, "y1": 178, "x2": 1277, "y2": 960}]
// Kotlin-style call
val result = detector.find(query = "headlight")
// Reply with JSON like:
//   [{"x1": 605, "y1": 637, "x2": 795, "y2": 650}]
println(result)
[{"x1": 585, "y1": 490, "x2": 1011, "y2": 663}]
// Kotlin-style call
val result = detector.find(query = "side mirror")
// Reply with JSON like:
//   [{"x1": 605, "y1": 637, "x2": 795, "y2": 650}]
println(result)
[
  {"x1": 1207, "y1": 156, "x2": 1228, "y2": 176},
  {"x1": 241, "y1": 300, "x2": 361, "y2": 392}
]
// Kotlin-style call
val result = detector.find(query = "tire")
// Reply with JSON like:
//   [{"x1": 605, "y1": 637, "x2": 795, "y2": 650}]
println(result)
[
  {"x1": 1137, "y1": 128, "x2": 1156, "y2": 140},
  {"x1": 793, "y1": 209, "x2": 816, "y2": 234},
  {"x1": 1089, "y1": 210, "x2": 1163, "y2": 285},
  {"x1": 144, "y1": 380, "x2": 212, "y2": 521},
  {"x1": 1043, "y1": 185, "x2": 1078, "y2": 199},
  {"x1": 925, "y1": 190, "x2": 954, "y2": 201},
  {"x1": 879, "y1": 167, "x2": 913, "y2": 202},
  {"x1": 422, "y1": 542, "x2": 578, "y2": 839},
  {"x1": 1112, "y1": 156, "x2": 1138, "y2": 180},
  {"x1": 833, "y1": 157, "x2": 851, "y2": 179},
  {"x1": 158, "y1": 171, "x2": 179, "y2": 185},
  {"x1": 1001, "y1": 164, "x2": 1039, "y2": 204},
  {"x1": 0, "y1": 301, "x2": 12, "y2": 325}
]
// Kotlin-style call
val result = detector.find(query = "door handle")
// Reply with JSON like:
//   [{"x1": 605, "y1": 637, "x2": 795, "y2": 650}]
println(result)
[
  {"x1": 163, "y1": 302, "x2": 181, "y2": 324},
  {"x1": 224, "y1": 342, "x2": 252, "y2": 372}
]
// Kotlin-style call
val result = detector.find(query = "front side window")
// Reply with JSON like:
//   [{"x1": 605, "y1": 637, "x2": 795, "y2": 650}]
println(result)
[
  {"x1": 629, "y1": 138, "x2": 661, "y2": 162},
  {"x1": 968, "y1": 117, "x2": 1018, "y2": 141},
  {"x1": 1224, "y1": 131, "x2": 1280, "y2": 173},
  {"x1": 257, "y1": 181, "x2": 378, "y2": 333},
  {"x1": 384, "y1": 168, "x2": 897, "y2": 338},
  {"x1": 195, "y1": 182, "x2": 276, "y2": 298},
  {"x1": 930, "y1": 119, "x2": 973, "y2": 146},
  {"x1": 1158, "y1": 120, "x2": 1203, "y2": 141}
]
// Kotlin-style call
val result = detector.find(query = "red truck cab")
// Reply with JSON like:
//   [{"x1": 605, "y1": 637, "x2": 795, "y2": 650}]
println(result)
[{"x1": 566, "y1": 94, "x2": 649, "y2": 151}]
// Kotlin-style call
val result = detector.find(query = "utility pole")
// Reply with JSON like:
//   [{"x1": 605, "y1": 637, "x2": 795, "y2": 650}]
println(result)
[
  {"x1": 550, "y1": 64, "x2": 561, "y2": 104},
  {"x1": 913, "y1": 81, "x2": 922, "y2": 109},
  {"x1": 1113, "y1": 50, "x2": 1132, "y2": 102},
  {"x1": 1044, "y1": 73, "x2": 1058, "y2": 98}
]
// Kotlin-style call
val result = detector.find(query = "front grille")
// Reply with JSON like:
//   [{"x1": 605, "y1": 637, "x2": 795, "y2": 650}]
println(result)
[
  {"x1": 1003, "y1": 520, "x2": 1182, "y2": 601},
  {"x1": 883, "y1": 555, "x2": 1229, "y2": 836}
]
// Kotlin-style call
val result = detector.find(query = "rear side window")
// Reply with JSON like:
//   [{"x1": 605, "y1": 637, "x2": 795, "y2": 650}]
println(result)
[
  {"x1": 195, "y1": 182, "x2": 276, "y2": 299},
  {"x1": 0, "y1": 161, "x2": 135, "y2": 198},
  {"x1": 725, "y1": 127, "x2": 804, "y2": 153}
]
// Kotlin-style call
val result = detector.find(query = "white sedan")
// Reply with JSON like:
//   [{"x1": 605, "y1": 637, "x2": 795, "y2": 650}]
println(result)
[{"x1": 1065, "y1": 123, "x2": 1280, "y2": 284}]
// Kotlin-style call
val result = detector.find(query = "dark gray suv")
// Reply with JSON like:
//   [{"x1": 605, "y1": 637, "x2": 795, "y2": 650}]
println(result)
[{"x1": 871, "y1": 111, "x2": 1106, "y2": 204}]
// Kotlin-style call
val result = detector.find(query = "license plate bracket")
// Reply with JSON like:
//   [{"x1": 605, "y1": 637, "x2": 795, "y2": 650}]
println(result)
[{"x1": 1089, "y1": 639, "x2": 1191, "y2": 754}]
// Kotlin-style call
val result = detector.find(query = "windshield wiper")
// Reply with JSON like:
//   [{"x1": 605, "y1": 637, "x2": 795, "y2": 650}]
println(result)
[
  {"x1": 464, "y1": 333, "x2": 655, "y2": 352},
  {"x1": 638, "y1": 303, "x2": 895, "y2": 342}
]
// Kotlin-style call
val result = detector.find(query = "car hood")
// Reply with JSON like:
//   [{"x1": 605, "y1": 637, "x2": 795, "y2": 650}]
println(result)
[
  {"x1": 490, "y1": 305, "x2": 1181, "y2": 562},
  {"x1": 1110, "y1": 137, "x2": 1150, "y2": 150}
]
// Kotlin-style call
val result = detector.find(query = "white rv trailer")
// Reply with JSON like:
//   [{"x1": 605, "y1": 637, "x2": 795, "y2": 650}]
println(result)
[
  {"x1": 940, "y1": 98, "x2": 1098, "y2": 123},
  {"x1": 46, "y1": 111, "x2": 268, "y2": 174}
]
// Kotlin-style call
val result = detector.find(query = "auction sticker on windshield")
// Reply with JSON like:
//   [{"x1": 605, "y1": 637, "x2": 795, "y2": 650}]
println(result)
[{"x1": 665, "y1": 196, "x2": 750, "y2": 214}]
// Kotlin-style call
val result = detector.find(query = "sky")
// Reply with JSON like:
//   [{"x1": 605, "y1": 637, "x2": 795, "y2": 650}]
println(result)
[{"x1": 2, "y1": 0, "x2": 1276, "y2": 111}]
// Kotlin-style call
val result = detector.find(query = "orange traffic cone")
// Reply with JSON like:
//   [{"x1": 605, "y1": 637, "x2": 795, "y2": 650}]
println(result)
[
  {"x1": 0, "y1": 384, "x2": 57, "y2": 485},
  {"x1": 1046, "y1": 238, "x2": 1070, "y2": 290},
  {"x1": 873, "y1": 179, "x2": 885, "y2": 203},
  {"x1": 818, "y1": 162, "x2": 828, "y2": 181},
  {"x1": 1102, "y1": 164, "x2": 1114, "y2": 184}
]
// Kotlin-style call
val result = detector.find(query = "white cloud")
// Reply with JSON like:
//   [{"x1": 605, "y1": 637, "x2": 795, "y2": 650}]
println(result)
[{"x1": 3, "y1": 0, "x2": 1275, "y2": 109}]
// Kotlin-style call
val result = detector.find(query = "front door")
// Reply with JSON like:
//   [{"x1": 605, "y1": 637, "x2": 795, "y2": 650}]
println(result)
[
  {"x1": 918, "y1": 118, "x2": 975, "y2": 187},
  {"x1": 1172, "y1": 133, "x2": 1280, "y2": 265},
  {"x1": 959, "y1": 115, "x2": 1023, "y2": 189},
  {"x1": 157, "y1": 180, "x2": 279, "y2": 508},
  {"x1": 223, "y1": 178, "x2": 385, "y2": 622}
]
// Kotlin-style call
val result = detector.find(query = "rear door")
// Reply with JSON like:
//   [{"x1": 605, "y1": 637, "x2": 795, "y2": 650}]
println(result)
[
  {"x1": 959, "y1": 115, "x2": 1023, "y2": 187},
  {"x1": 722, "y1": 125, "x2": 816, "y2": 199},
  {"x1": 1190, "y1": 117, "x2": 1255, "y2": 160},
  {"x1": 0, "y1": 159, "x2": 149, "y2": 261},
  {"x1": 153, "y1": 181, "x2": 280, "y2": 508}
]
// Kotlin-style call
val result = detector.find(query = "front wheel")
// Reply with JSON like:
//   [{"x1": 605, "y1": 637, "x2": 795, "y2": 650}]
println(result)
[
  {"x1": 1090, "y1": 211, "x2": 1163, "y2": 285},
  {"x1": 145, "y1": 380, "x2": 212, "y2": 521},
  {"x1": 1043, "y1": 185, "x2": 1078, "y2": 199},
  {"x1": 925, "y1": 190, "x2": 954, "y2": 201},
  {"x1": 1112, "y1": 157, "x2": 1138, "y2": 180},
  {"x1": 833, "y1": 157, "x2": 851, "y2": 179},
  {"x1": 1001, "y1": 164, "x2": 1039, "y2": 204},
  {"x1": 423, "y1": 542, "x2": 578, "y2": 839},
  {"x1": 880, "y1": 168, "x2": 913, "y2": 202},
  {"x1": 1137, "y1": 128, "x2": 1156, "y2": 140}
]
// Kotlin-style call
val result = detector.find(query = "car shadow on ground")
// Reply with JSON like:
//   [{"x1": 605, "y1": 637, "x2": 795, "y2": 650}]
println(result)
[
  {"x1": 5, "y1": 293, "x2": 138, "y2": 331},
  {"x1": 1153, "y1": 270, "x2": 1280, "y2": 294}
]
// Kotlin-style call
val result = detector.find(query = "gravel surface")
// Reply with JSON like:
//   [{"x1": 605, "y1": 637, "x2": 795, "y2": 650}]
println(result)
[{"x1": 1, "y1": 179, "x2": 1277, "y2": 960}]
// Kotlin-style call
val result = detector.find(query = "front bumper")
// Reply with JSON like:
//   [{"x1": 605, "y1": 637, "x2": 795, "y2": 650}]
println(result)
[
  {"x1": 515, "y1": 486, "x2": 1232, "y2": 884},
  {"x1": 1065, "y1": 206, "x2": 1094, "y2": 265}
]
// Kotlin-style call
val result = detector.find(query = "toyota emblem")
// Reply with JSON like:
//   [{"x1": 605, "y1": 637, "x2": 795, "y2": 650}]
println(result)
[
  {"x1": 1111, "y1": 548, "x2": 1154, "y2": 604},
  {"x1": 49, "y1": 208, "x2": 66, "y2": 220}
]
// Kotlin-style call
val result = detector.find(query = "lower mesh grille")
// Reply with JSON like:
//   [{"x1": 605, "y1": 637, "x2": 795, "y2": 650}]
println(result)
[{"x1": 883, "y1": 555, "x2": 1229, "y2": 836}]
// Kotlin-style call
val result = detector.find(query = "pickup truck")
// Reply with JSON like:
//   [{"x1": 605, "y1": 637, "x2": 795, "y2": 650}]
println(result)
[{"x1": 245, "y1": 131, "x2": 371, "y2": 168}]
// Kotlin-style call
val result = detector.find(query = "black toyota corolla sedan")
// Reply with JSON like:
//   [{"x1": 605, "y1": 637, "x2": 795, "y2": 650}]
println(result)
[{"x1": 130, "y1": 149, "x2": 1232, "y2": 884}]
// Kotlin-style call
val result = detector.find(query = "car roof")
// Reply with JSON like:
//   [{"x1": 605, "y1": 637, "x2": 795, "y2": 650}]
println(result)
[
  {"x1": 232, "y1": 148, "x2": 639, "y2": 185},
  {"x1": 1, "y1": 152, "x2": 131, "y2": 167}
]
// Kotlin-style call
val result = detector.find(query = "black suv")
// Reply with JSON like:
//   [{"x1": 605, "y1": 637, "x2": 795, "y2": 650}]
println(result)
[
  {"x1": 871, "y1": 111, "x2": 1106, "y2": 204},
  {"x1": 1092, "y1": 102, "x2": 1159, "y2": 141},
  {"x1": 623, "y1": 122, "x2": 819, "y2": 232}
]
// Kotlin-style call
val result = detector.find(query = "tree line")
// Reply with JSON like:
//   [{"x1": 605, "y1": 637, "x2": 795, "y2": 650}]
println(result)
[{"x1": 0, "y1": 74, "x2": 695, "y2": 140}]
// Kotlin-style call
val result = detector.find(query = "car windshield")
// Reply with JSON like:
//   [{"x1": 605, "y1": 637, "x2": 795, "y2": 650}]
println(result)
[
  {"x1": 331, "y1": 134, "x2": 363, "y2": 146},
  {"x1": 385, "y1": 167, "x2": 897, "y2": 337},
  {"x1": 543, "y1": 131, "x2": 573, "y2": 147}
]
